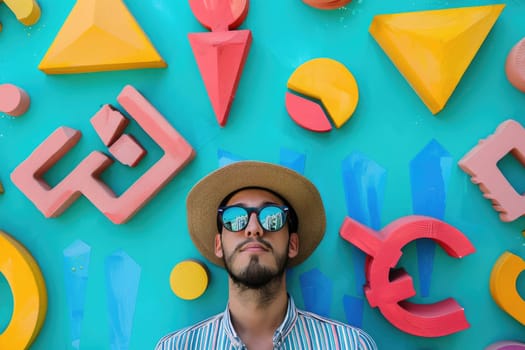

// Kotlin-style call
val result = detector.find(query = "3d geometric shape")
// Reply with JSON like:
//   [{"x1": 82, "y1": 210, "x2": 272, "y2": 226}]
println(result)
[
  {"x1": 490, "y1": 251, "x2": 525, "y2": 326},
  {"x1": 459, "y1": 119, "x2": 525, "y2": 222},
  {"x1": 169, "y1": 260, "x2": 209, "y2": 300},
  {"x1": 340, "y1": 215, "x2": 475, "y2": 337},
  {"x1": 486, "y1": 341, "x2": 525, "y2": 350},
  {"x1": 302, "y1": 0, "x2": 352, "y2": 10},
  {"x1": 287, "y1": 58, "x2": 359, "y2": 131},
  {"x1": 63, "y1": 240, "x2": 91, "y2": 350},
  {"x1": 370, "y1": 4, "x2": 505, "y2": 114},
  {"x1": 188, "y1": 30, "x2": 252, "y2": 127},
  {"x1": 505, "y1": 38, "x2": 525, "y2": 93},
  {"x1": 188, "y1": 0, "x2": 252, "y2": 127},
  {"x1": 1, "y1": 0, "x2": 41, "y2": 27},
  {"x1": 285, "y1": 92, "x2": 332, "y2": 132},
  {"x1": 38, "y1": 0, "x2": 166, "y2": 74},
  {"x1": 188, "y1": 0, "x2": 249, "y2": 31},
  {"x1": 0, "y1": 83, "x2": 30, "y2": 116},
  {"x1": 108, "y1": 134, "x2": 146, "y2": 167},
  {"x1": 11, "y1": 85, "x2": 195, "y2": 224},
  {"x1": 410, "y1": 139, "x2": 452, "y2": 297},
  {"x1": 105, "y1": 250, "x2": 140, "y2": 350},
  {"x1": 90, "y1": 104, "x2": 129, "y2": 146},
  {"x1": 0, "y1": 230, "x2": 47, "y2": 350}
]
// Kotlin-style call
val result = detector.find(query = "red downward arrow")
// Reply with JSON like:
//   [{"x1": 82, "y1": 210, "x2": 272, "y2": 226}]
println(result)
[{"x1": 189, "y1": 30, "x2": 252, "y2": 126}]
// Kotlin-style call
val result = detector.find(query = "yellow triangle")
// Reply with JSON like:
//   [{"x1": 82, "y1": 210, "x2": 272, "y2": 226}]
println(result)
[
  {"x1": 39, "y1": 0, "x2": 166, "y2": 74},
  {"x1": 369, "y1": 4, "x2": 504, "y2": 114}
]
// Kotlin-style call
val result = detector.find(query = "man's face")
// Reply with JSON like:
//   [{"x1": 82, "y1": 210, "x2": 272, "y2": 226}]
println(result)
[{"x1": 214, "y1": 188, "x2": 299, "y2": 289}]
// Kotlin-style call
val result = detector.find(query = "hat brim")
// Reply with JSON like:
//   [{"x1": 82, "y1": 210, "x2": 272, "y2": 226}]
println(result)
[{"x1": 186, "y1": 161, "x2": 326, "y2": 267}]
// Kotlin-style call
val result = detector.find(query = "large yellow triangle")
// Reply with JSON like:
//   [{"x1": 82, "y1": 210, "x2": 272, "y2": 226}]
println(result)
[
  {"x1": 370, "y1": 4, "x2": 504, "y2": 114},
  {"x1": 39, "y1": 0, "x2": 166, "y2": 74}
]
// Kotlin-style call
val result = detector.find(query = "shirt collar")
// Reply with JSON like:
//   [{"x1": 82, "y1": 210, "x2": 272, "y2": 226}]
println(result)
[{"x1": 221, "y1": 295, "x2": 299, "y2": 346}]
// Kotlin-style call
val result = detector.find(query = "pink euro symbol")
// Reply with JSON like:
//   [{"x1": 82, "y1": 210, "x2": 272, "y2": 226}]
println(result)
[
  {"x1": 340, "y1": 215, "x2": 476, "y2": 337},
  {"x1": 11, "y1": 85, "x2": 195, "y2": 224}
]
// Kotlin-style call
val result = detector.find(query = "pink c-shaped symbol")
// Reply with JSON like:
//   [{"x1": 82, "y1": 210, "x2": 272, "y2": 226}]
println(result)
[{"x1": 340, "y1": 215, "x2": 476, "y2": 337}]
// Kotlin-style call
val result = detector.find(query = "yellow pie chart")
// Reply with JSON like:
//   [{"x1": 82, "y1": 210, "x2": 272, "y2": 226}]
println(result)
[{"x1": 286, "y1": 58, "x2": 359, "y2": 132}]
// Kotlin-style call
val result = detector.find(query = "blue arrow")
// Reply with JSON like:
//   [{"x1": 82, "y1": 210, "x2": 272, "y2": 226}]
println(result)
[{"x1": 409, "y1": 139, "x2": 452, "y2": 297}]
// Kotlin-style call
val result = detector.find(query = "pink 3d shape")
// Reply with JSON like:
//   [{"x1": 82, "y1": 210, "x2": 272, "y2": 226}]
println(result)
[
  {"x1": 490, "y1": 252, "x2": 525, "y2": 326},
  {"x1": 90, "y1": 104, "x2": 129, "y2": 146},
  {"x1": 302, "y1": 0, "x2": 352, "y2": 10},
  {"x1": 486, "y1": 341, "x2": 525, "y2": 350},
  {"x1": 459, "y1": 119, "x2": 525, "y2": 222},
  {"x1": 340, "y1": 215, "x2": 475, "y2": 337},
  {"x1": 0, "y1": 83, "x2": 30, "y2": 116},
  {"x1": 505, "y1": 38, "x2": 525, "y2": 93},
  {"x1": 108, "y1": 134, "x2": 146, "y2": 167},
  {"x1": 285, "y1": 92, "x2": 332, "y2": 132},
  {"x1": 10, "y1": 85, "x2": 195, "y2": 224},
  {"x1": 188, "y1": 0, "x2": 252, "y2": 126}
]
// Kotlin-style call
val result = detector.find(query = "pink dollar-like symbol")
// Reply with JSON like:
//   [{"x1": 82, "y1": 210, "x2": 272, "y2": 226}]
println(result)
[{"x1": 340, "y1": 215, "x2": 476, "y2": 337}]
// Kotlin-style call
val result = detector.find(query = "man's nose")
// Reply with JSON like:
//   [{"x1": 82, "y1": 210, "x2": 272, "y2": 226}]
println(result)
[{"x1": 244, "y1": 212, "x2": 263, "y2": 237}]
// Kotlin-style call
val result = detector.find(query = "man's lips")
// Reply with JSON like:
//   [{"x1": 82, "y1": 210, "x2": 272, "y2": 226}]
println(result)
[{"x1": 240, "y1": 242, "x2": 270, "y2": 252}]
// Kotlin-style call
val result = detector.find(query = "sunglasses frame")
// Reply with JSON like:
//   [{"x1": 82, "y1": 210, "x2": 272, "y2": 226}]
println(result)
[{"x1": 218, "y1": 204, "x2": 290, "y2": 233}]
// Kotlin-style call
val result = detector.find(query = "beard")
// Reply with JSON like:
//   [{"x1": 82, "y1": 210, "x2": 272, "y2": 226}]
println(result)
[{"x1": 222, "y1": 238, "x2": 289, "y2": 290}]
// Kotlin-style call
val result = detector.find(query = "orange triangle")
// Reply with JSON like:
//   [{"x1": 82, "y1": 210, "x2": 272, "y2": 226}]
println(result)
[
  {"x1": 39, "y1": 0, "x2": 166, "y2": 74},
  {"x1": 188, "y1": 30, "x2": 252, "y2": 126},
  {"x1": 370, "y1": 4, "x2": 504, "y2": 114}
]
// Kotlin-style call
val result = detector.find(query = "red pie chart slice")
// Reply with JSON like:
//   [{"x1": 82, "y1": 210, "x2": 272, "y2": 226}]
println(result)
[{"x1": 285, "y1": 92, "x2": 332, "y2": 132}]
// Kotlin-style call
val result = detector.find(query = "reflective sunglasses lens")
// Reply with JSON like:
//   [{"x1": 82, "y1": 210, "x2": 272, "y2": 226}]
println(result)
[
  {"x1": 259, "y1": 206, "x2": 286, "y2": 231},
  {"x1": 222, "y1": 206, "x2": 248, "y2": 232}
]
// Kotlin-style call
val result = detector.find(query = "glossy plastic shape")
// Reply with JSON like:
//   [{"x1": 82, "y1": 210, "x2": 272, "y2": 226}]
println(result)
[
  {"x1": 169, "y1": 260, "x2": 209, "y2": 300},
  {"x1": 505, "y1": 38, "x2": 525, "y2": 93},
  {"x1": 287, "y1": 58, "x2": 359, "y2": 129},
  {"x1": 10, "y1": 85, "x2": 195, "y2": 224},
  {"x1": 189, "y1": 0, "x2": 249, "y2": 31},
  {"x1": 459, "y1": 119, "x2": 525, "y2": 222},
  {"x1": 340, "y1": 215, "x2": 475, "y2": 337},
  {"x1": 0, "y1": 83, "x2": 30, "y2": 116},
  {"x1": 490, "y1": 252, "x2": 525, "y2": 326},
  {"x1": 90, "y1": 104, "x2": 129, "y2": 146},
  {"x1": 0, "y1": 230, "x2": 47, "y2": 350},
  {"x1": 39, "y1": 0, "x2": 166, "y2": 74},
  {"x1": 369, "y1": 4, "x2": 505, "y2": 114},
  {"x1": 2, "y1": 0, "x2": 41, "y2": 26}
]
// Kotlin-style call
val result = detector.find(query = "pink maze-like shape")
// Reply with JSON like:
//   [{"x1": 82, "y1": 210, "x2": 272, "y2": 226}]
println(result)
[{"x1": 11, "y1": 85, "x2": 195, "y2": 224}]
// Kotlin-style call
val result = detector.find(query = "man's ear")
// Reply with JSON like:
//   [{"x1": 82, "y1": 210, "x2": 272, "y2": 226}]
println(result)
[
  {"x1": 288, "y1": 232, "x2": 299, "y2": 259},
  {"x1": 214, "y1": 233, "x2": 223, "y2": 258}
]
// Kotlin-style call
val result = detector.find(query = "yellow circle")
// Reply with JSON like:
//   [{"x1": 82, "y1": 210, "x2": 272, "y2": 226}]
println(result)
[{"x1": 169, "y1": 260, "x2": 209, "y2": 300}]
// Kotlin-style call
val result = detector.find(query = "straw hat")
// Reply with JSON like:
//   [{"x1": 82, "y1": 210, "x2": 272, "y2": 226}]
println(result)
[{"x1": 186, "y1": 161, "x2": 326, "y2": 267}]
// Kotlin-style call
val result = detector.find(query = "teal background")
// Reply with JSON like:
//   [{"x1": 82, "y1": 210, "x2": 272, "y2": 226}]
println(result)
[{"x1": 1, "y1": 0, "x2": 525, "y2": 349}]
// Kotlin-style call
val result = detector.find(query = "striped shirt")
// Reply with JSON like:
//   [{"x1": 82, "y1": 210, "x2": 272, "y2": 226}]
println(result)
[{"x1": 155, "y1": 297, "x2": 377, "y2": 349}]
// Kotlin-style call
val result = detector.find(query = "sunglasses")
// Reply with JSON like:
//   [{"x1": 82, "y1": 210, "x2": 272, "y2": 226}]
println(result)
[{"x1": 218, "y1": 205, "x2": 290, "y2": 232}]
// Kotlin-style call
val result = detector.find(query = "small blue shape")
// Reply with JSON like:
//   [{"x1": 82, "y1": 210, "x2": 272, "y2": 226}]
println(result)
[
  {"x1": 280, "y1": 148, "x2": 306, "y2": 174},
  {"x1": 217, "y1": 149, "x2": 244, "y2": 167},
  {"x1": 409, "y1": 139, "x2": 452, "y2": 297},
  {"x1": 299, "y1": 268, "x2": 333, "y2": 317},
  {"x1": 63, "y1": 240, "x2": 91, "y2": 350},
  {"x1": 341, "y1": 152, "x2": 386, "y2": 231},
  {"x1": 105, "y1": 250, "x2": 141, "y2": 350},
  {"x1": 342, "y1": 295, "x2": 364, "y2": 328},
  {"x1": 341, "y1": 152, "x2": 386, "y2": 295}
]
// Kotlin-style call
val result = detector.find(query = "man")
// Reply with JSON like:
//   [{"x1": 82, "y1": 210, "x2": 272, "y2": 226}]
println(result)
[{"x1": 156, "y1": 161, "x2": 377, "y2": 349}]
